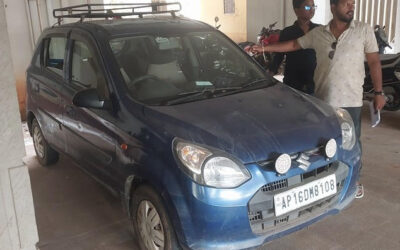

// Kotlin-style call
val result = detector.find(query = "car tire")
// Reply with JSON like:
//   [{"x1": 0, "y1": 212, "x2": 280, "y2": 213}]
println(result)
[
  {"x1": 32, "y1": 118, "x2": 59, "y2": 166},
  {"x1": 131, "y1": 185, "x2": 180, "y2": 250}
]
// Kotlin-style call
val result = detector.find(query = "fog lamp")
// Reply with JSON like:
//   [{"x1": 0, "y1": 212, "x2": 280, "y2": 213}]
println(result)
[
  {"x1": 275, "y1": 154, "x2": 291, "y2": 175},
  {"x1": 325, "y1": 139, "x2": 337, "y2": 158}
]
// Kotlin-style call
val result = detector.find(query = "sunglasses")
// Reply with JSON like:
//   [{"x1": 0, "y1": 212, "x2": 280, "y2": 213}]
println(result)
[
  {"x1": 328, "y1": 42, "x2": 337, "y2": 60},
  {"x1": 304, "y1": 5, "x2": 317, "y2": 11}
]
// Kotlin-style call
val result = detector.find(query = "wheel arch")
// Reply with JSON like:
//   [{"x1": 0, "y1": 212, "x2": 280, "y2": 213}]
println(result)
[
  {"x1": 123, "y1": 174, "x2": 187, "y2": 248},
  {"x1": 123, "y1": 175, "x2": 147, "y2": 218},
  {"x1": 27, "y1": 111, "x2": 36, "y2": 136}
]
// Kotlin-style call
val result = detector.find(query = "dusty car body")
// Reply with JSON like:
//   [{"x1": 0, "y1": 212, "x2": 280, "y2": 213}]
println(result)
[{"x1": 26, "y1": 3, "x2": 361, "y2": 250}]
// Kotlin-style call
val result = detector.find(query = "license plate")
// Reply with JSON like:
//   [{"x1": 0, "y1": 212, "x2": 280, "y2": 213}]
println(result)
[{"x1": 274, "y1": 174, "x2": 337, "y2": 217}]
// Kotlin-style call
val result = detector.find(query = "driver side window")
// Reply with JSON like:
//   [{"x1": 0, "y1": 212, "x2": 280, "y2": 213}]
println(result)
[{"x1": 71, "y1": 40, "x2": 108, "y2": 98}]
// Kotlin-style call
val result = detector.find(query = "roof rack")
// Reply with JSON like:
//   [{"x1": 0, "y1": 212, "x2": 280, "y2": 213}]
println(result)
[{"x1": 53, "y1": 2, "x2": 182, "y2": 22}]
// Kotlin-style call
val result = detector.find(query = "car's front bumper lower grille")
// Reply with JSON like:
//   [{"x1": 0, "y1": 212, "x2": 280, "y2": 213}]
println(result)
[{"x1": 247, "y1": 161, "x2": 349, "y2": 235}]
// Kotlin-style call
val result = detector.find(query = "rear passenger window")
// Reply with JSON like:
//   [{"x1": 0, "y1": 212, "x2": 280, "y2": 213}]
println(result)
[{"x1": 46, "y1": 37, "x2": 67, "y2": 76}]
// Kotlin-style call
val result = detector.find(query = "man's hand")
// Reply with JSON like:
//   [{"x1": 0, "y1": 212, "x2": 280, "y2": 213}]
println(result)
[
  {"x1": 374, "y1": 95, "x2": 386, "y2": 110},
  {"x1": 250, "y1": 45, "x2": 263, "y2": 54}
]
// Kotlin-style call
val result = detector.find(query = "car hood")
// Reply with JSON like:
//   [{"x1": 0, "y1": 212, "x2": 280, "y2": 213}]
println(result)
[{"x1": 143, "y1": 84, "x2": 341, "y2": 164}]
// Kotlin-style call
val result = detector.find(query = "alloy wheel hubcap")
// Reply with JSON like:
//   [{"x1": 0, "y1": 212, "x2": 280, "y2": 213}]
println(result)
[
  {"x1": 137, "y1": 200, "x2": 165, "y2": 250},
  {"x1": 33, "y1": 126, "x2": 45, "y2": 158}
]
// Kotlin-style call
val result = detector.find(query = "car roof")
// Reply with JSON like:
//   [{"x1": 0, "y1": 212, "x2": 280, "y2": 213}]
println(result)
[{"x1": 49, "y1": 16, "x2": 214, "y2": 37}]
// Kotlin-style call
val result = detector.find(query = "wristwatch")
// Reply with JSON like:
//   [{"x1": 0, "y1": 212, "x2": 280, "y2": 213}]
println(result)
[{"x1": 374, "y1": 90, "x2": 385, "y2": 96}]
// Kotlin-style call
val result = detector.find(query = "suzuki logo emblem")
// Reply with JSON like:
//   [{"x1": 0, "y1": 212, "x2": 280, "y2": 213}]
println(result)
[{"x1": 296, "y1": 153, "x2": 311, "y2": 171}]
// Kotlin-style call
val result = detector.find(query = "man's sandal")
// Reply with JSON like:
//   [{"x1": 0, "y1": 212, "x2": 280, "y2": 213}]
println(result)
[{"x1": 355, "y1": 184, "x2": 364, "y2": 199}]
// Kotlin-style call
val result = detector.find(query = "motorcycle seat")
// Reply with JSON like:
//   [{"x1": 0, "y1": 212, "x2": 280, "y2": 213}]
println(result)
[{"x1": 379, "y1": 53, "x2": 400, "y2": 65}]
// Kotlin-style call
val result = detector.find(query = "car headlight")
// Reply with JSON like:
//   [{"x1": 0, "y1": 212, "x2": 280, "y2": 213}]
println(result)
[
  {"x1": 174, "y1": 140, "x2": 251, "y2": 188},
  {"x1": 335, "y1": 108, "x2": 356, "y2": 150}
]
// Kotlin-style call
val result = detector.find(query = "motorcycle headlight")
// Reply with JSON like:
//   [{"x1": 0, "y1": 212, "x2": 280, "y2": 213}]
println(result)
[
  {"x1": 335, "y1": 108, "x2": 356, "y2": 150},
  {"x1": 174, "y1": 140, "x2": 251, "y2": 188}
]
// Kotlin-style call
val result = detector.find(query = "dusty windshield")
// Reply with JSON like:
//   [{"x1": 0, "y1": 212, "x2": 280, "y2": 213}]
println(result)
[{"x1": 109, "y1": 31, "x2": 272, "y2": 105}]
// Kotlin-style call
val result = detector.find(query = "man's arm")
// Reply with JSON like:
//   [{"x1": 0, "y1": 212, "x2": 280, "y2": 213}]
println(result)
[
  {"x1": 268, "y1": 29, "x2": 289, "y2": 74},
  {"x1": 252, "y1": 39, "x2": 302, "y2": 53},
  {"x1": 366, "y1": 52, "x2": 386, "y2": 110}
]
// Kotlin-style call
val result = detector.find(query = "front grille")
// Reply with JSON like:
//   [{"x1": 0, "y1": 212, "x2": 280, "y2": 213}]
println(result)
[
  {"x1": 302, "y1": 164, "x2": 332, "y2": 181},
  {"x1": 274, "y1": 216, "x2": 289, "y2": 226},
  {"x1": 249, "y1": 211, "x2": 262, "y2": 222},
  {"x1": 247, "y1": 161, "x2": 349, "y2": 235},
  {"x1": 261, "y1": 179, "x2": 288, "y2": 192},
  {"x1": 298, "y1": 196, "x2": 335, "y2": 217}
]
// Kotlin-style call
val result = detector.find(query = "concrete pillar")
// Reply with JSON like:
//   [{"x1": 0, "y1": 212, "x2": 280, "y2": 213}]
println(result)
[
  {"x1": 3, "y1": 0, "x2": 36, "y2": 121},
  {"x1": 0, "y1": 0, "x2": 39, "y2": 249}
]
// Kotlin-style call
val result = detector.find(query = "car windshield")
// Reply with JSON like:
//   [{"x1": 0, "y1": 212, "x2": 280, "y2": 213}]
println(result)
[{"x1": 109, "y1": 31, "x2": 273, "y2": 105}]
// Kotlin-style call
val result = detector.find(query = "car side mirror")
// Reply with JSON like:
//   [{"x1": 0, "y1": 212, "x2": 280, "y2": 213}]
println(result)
[{"x1": 73, "y1": 88, "x2": 112, "y2": 110}]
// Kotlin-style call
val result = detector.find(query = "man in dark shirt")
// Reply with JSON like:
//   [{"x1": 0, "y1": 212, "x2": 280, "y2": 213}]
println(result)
[{"x1": 269, "y1": 0, "x2": 319, "y2": 94}]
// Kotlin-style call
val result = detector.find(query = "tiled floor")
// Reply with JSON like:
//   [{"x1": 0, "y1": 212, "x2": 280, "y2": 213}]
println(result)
[{"x1": 24, "y1": 103, "x2": 400, "y2": 250}]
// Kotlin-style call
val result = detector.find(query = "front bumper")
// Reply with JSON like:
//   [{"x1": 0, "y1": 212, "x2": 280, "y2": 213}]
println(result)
[{"x1": 173, "y1": 146, "x2": 361, "y2": 250}]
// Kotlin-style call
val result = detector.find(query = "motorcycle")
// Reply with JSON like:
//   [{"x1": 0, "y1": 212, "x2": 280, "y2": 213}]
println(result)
[
  {"x1": 375, "y1": 25, "x2": 392, "y2": 54},
  {"x1": 364, "y1": 25, "x2": 400, "y2": 111},
  {"x1": 238, "y1": 22, "x2": 281, "y2": 70}
]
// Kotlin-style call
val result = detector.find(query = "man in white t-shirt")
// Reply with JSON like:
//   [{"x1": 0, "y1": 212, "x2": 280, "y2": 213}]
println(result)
[{"x1": 252, "y1": 0, "x2": 386, "y2": 198}]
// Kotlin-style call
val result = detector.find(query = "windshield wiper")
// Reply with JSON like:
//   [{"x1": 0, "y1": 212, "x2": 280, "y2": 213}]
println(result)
[
  {"x1": 241, "y1": 78, "x2": 270, "y2": 89},
  {"x1": 163, "y1": 87, "x2": 241, "y2": 105},
  {"x1": 211, "y1": 78, "x2": 275, "y2": 98}
]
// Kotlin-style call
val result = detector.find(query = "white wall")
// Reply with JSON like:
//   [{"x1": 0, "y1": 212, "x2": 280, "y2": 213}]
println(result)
[
  {"x1": 3, "y1": 0, "x2": 37, "y2": 120},
  {"x1": 0, "y1": 0, "x2": 39, "y2": 249},
  {"x1": 313, "y1": 0, "x2": 333, "y2": 25},
  {"x1": 247, "y1": 0, "x2": 282, "y2": 42},
  {"x1": 284, "y1": 0, "x2": 297, "y2": 26},
  {"x1": 200, "y1": 0, "x2": 248, "y2": 43}
]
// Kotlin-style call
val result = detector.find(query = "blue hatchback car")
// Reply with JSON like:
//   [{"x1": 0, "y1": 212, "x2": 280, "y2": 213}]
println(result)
[{"x1": 26, "y1": 3, "x2": 361, "y2": 250}]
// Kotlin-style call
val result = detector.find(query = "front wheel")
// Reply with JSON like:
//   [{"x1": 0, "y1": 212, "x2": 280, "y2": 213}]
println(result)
[
  {"x1": 32, "y1": 118, "x2": 59, "y2": 166},
  {"x1": 131, "y1": 185, "x2": 179, "y2": 250},
  {"x1": 383, "y1": 85, "x2": 400, "y2": 111}
]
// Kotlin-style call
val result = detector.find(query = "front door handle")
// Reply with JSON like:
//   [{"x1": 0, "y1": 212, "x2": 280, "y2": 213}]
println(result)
[
  {"x1": 34, "y1": 83, "x2": 40, "y2": 93},
  {"x1": 65, "y1": 105, "x2": 75, "y2": 116}
]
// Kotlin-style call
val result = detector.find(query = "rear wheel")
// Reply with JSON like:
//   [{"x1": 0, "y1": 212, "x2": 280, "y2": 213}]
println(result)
[
  {"x1": 32, "y1": 118, "x2": 59, "y2": 166},
  {"x1": 131, "y1": 185, "x2": 179, "y2": 250},
  {"x1": 383, "y1": 85, "x2": 400, "y2": 111}
]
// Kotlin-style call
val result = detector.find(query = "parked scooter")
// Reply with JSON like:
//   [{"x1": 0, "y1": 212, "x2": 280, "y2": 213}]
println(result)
[
  {"x1": 364, "y1": 25, "x2": 400, "y2": 111},
  {"x1": 239, "y1": 22, "x2": 281, "y2": 70}
]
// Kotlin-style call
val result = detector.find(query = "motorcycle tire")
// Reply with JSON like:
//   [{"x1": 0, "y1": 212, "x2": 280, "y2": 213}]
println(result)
[{"x1": 383, "y1": 85, "x2": 400, "y2": 111}]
